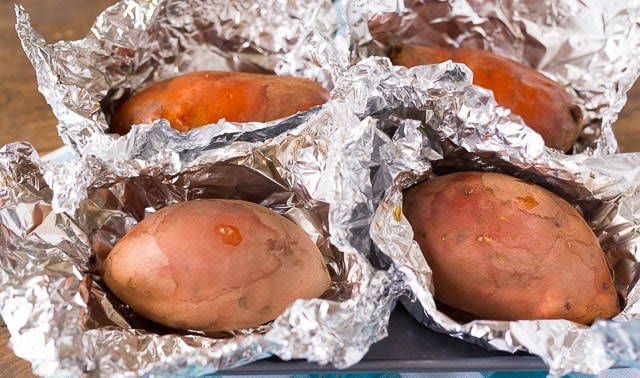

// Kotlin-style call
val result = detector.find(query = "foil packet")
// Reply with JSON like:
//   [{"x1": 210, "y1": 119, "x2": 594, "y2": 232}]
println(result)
[
  {"x1": 0, "y1": 70, "x2": 412, "y2": 376},
  {"x1": 347, "y1": 39, "x2": 640, "y2": 378},
  {"x1": 341, "y1": 0, "x2": 640, "y2": 155},
  {"x1": 15, "y1": 0, "x2": 347, "y2": 156}
]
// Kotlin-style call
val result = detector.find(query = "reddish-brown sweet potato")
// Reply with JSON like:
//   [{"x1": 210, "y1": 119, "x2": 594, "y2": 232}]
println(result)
[
  {"x1": 402, "y1": 171, "x2": 620, "y2": 325},
  {"x1": 100, "y1": 199, "x2": 331, "y2": 333},
  {"x1": 390, "y1": 45, "x2": 584, "y2": 152},
  {"x1": 110, "y1": 71, "x2": 330, "y2": 135}
]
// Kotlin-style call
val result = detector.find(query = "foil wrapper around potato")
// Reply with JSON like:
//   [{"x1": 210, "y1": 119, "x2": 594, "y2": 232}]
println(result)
[
  {"x1": 336, "y1": 2, "x2": 640, "y2": 376},
  {"x1": 6, "y1": 0, "x2": 405, "y2": 376},
  {"x1": 0, "y1": 74, "x2": 412, "y2": 375},
  {"x1": 341, "y1": 0, "x2": 640, "y2": 155},
  {"x1": 15, "y1": 0, "x2": 347, "y2": 156}
]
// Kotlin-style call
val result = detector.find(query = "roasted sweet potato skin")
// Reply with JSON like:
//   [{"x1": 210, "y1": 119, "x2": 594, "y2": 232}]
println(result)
[
  {"x1": 390, "y1": 45, "x2": 584, "y2": 152},
  {"x1": 402, "y1": 171, "x2": 619, "y2": 325},
  {"x1": 110, "y1": 71, "x2": 330, "y2": 135},
  {"x1": 100, "y1": 199, "x2": 331, "y2": 333}
]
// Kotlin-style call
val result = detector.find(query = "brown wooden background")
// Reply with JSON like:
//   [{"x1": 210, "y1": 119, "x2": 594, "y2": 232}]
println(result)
[{"x1": 0, "y1": 0, "x2": 639, "y2": 376}]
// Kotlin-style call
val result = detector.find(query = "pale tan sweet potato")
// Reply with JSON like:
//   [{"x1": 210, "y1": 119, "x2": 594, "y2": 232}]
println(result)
[
  {"x1": 390, "y1": 45, "x2": 584, "y2": 152},
  {"x1": 110, "y1": 71, "x2": 330, "y2": 135},
  {"x1": 402, "y1": 171, "x2": 620, "y2": 325},
  {"x1": 100, "y1": 199, "x2": 331, "y2": 333}
]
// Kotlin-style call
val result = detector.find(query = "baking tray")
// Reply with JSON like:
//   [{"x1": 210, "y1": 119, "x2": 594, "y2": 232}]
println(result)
[{"x1": 225, "y1": 305, "x2": 547, "y2": 375}]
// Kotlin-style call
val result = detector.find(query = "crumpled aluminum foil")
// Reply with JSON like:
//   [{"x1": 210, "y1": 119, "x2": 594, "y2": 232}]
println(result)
[
  {"x1": 0, "y1": 71, "x2": 410, "y2": 376},
  {"x1": 15, "y1": 0, "x2": 347, "y2": 156},
  {"x1": 5, "y1": 0, "x2": 640, "y2": 377},
  {"x1": 339, "y1": 23, "x2": 640, "y2": 378},
  {"x1": 341, "y1": 0, "x2": 640, "y2": 155}
]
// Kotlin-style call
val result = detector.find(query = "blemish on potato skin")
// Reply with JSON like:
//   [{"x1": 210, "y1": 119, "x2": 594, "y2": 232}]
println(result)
[
  {"x1": 564, "y1": 300, "x2": 572, "y2": 311},
  {"x1": 515, "y1": 196, "x2": 538, "y2": 209},
  {"x1": 238, "y1": 295, "x2": 249, "y2": 310},
  {"x1": 259, "y1": 305, "x2": 273, "y2": 317},
  {"x1": 214, "y1": 224, "x2": 242, "y2": 246}
]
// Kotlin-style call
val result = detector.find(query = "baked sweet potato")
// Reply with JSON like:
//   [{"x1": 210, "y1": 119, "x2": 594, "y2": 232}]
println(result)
[
  {"x1": 402, "y1": 171, "x2": 619, "y2": 325},
  {"x1": 110, "y1": 71, "x2": 330, "y2": 135},
  {"x1": 100, "y1": 199, "x2": 331, "y2": 333},
  {"x1": 390, "y1": 45, "x2": 584, "y2": 152}
]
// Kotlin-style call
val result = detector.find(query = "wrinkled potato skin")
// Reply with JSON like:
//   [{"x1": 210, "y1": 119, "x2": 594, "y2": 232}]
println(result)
[
  {"x1": 110, "y1": 71, "x2": 330, "y2": 135},
  {"x1": 402, "y1": 171, "x2": 619, "y2": 325},
  {"x1": 100, "y1": 199, "x2": 331, "y2": 333},
  {"x1": 390, "y1": 45, "x2": 584, "y2": 152}
]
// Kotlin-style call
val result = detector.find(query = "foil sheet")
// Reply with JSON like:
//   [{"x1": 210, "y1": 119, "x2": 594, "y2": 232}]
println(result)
[
  {"x1": 0, "y1": 79, "x2": 407, "y2": 376},
  {"x1": 352, "y1": 53, "x2": 640, "y2": 376},
  {"x1": 341, "y1": 0, "x2": 640, "y2": 155},
  {"x1": 5, "y1": 0, "x2": 640, "y2": 377},
  {"x1": 15, "y1": 0, "x2": 346, "y2": 156}
]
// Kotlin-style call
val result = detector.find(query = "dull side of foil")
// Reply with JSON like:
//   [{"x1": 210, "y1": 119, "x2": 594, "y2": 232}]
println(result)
[
  {"x1": 342, "y1": 0, "x2": 640, "y2": 154},
  {"x1": 14, "y1": 0, "x2": 342, "y2": 156},
  {"x1": 342, "y1": 58, "x2": 640, "y2": 375}
]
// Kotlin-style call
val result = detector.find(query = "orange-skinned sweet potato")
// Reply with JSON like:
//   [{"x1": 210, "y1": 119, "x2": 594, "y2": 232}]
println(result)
[
  {"x1": 100, "y1": 199, "x2": 331, "y2": 333},
  {"x1": 110, "y1": 71, "x2": 330, "y2": 135},
  {"x1": 402, "y1": 171, "x2": 620, "y2": 325},
  {"x1": 390, "y1": 45, "x2": 584, "y2": 152}
]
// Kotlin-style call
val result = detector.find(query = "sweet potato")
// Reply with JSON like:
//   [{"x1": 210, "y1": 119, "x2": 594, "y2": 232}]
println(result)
[
  {"x1": 110, "y1": 71, "x2": 330, "y2": 135},
  {"x1": 402, "y1": 171, "x2": 619, "y2": 325},
  {"x1": 390, "y1": 45, "x2": 584, "y2": 152},
  {"x1": 100, "y1": 199, "x2": 331, "y2": 333}
]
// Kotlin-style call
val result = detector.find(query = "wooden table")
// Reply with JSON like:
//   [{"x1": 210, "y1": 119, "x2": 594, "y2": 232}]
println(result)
[{"x1": 0, "y1": 1, "x2": 639, "y2": 376}]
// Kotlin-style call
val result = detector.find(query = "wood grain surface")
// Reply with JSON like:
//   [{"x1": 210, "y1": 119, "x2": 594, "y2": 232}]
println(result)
[{"x1": 0, "y1": 1, "x2": 639, "y2": 377}]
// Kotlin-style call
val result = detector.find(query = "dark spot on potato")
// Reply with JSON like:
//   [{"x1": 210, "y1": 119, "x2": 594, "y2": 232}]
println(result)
[
  {"x1": 564, "y1": 300, "x2": 572, "y2": 310},
  {"x1": 259, "y1": 305, "x2": 273, "y2": 316},
  {"x1": 267, "y1": 238, "x2": 278, "y2": 251},
  {"x1": 514, "y1": 71, "x2": 523, "y2": 82},
  {"x1": 238, "y1": 295, "x2": 249, "y2": 310}
]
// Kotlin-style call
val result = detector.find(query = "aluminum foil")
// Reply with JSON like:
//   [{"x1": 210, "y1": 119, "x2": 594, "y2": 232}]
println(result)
[
  {"x1": 15, "y1": 0, "x2": 347, "y2": 156},
  {"x1": 341, "y1": 0, "x2": 640, "y2": 155},
  {"x1": 0, "y1": 76, "x2": 410, "y2": 376},
  {"x1": 347, "y1": 51, "x2": 640, "y2": 377},
  {"x1": 5, "y1": 0, "x2": 640, "y2": 377},
  {"x1": 5, "y1": 0, "x2": 405, "y2": 376}
]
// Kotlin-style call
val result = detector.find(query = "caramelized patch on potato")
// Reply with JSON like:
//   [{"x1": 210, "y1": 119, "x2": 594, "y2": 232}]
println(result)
[
  {"x1": 402, "y1": 171, "x2": 620, "y2": 325},
  {"x1": 390, "y1": 45, "x2": 584, "y2": 152},
  {"x1": 110, "y1": 71, "x2": 330, "y2": 135},
  {"x1": 100, "y1": 199, "x2": 331, "y2": 333}
]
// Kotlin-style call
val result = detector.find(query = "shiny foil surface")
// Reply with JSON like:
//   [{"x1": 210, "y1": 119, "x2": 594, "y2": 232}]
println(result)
[{"x1": 4, "y1": 0, "x2": 640, "y2": 377}]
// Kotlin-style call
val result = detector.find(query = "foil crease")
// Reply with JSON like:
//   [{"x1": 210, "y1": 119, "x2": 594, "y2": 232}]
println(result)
[
  {"x1": 341, "y1": 0, "x2": 640, "y2": 155},
  {"x1": 15, "y1": 0, "x2": 344, "y2": 156}
]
